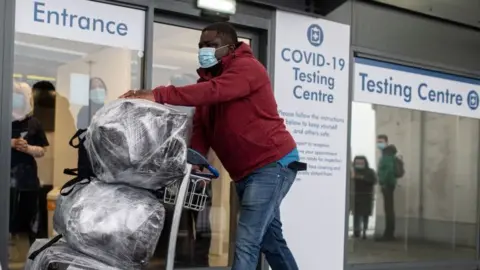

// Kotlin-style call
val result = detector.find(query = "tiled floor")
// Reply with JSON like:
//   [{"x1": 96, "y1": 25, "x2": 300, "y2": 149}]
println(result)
[
  {"x1": 347, "y1": 237, "x2": 476, "y2": 264},
  {"x1": 10, "y1": 238, "x2": 477, "y2": 269}
]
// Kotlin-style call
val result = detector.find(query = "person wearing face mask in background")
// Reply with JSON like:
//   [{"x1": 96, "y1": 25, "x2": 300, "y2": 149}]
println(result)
[
  {"x1": 77, "y1": 77, "x2": 107, "y2": 129},
  {"x1": 350, "y1": 156, "x2": 377, "y2": 239},
  {"x1": 376, "y1": 134, "x2": 400, "y2": 241},
  {"x1": 10, "y1": 82, "x2": 49, "y2": 246},
  {"x1": 120, "y1": 22, "x2": 304, "y2": 270}
]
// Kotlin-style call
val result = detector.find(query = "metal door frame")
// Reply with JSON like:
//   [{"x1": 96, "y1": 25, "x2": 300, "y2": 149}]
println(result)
[{"x1": 0, "y1": 0, "x2": 16, "y2": 268}]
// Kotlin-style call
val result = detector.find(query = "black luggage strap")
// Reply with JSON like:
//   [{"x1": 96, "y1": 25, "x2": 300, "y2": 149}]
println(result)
[
  {"x1": 60, "y1": 176, "x2": 92, "y2": 196},
  {"x1": 69, "y1": 129, "x2": 86, "y2": 148},
  {"x1": 61, "y1": 129, "x2": 94, "y2": 196},
  {"x1": 28, "y1": 234, "x2": 63, "y2": 260},
  {"x1": 61, "y1": 167, "x2": 92, "y2": 196},
  {"x1": 63, "y1": 168, "x2": 78, "y2": 176}
]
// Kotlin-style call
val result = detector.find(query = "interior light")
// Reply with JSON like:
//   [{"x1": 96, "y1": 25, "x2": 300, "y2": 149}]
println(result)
[
  {"x1": 15, "y1": 41, "x2": 87, "y2": 57},
  {"x1": 13, "y1": 73, "x2": 56, "y2": 82},
  {"x1": 197, "y1": 0, "x2": 236, "y2": 15},
  {"x1": 26, "y1": 75, "x2": 56, "y2": 81}
]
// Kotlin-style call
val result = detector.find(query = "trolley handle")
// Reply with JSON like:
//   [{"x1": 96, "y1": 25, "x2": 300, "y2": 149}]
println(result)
[
  {"x1": 203, "y1": 165, "x2": 219, "y2": 178},
  {"x1": 191, "y1": 171, "x2": 217, "y2": 179},
  {"x1": 187, "y1": 148, "x2": 220, "y2": 178}
]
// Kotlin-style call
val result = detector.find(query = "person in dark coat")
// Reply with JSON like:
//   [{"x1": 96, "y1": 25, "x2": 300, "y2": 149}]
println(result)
[
  {"x1": 376, "y1": 134, "x2": 399, "y2": 241},
  {"x1": 10, "y1": 82, "x2": 49, "y2": 245},
  {"x1": 351, "y1": 155, "x2": 377, "y2": 239}
]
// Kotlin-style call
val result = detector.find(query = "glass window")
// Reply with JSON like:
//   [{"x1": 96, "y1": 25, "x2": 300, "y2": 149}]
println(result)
[
  {"x1": 9, "y1": 2, "x2": 144, "y2": 268},
  {"x1": 151, "y1": 23, "x2": 251, "y2": 268},
  {"x1": 347, "y1": 101, "x2": 478, "y2": 264}
]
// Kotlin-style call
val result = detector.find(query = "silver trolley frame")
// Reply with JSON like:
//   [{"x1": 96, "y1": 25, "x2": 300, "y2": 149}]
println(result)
[{"x1": 163, "y1": 164, "x2": 214, "y2": 270}]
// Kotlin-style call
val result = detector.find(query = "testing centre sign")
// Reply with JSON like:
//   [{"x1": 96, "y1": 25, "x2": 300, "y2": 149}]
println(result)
[
  {"x1": 274, "y1": 11, "x2": 350, "y2": 270},
  {"x1": 15, "y1": 0, "x2": 145, "y2": 51},
  {"x1": 354, "y1": 58, "x2": 480, "y2": 119}
]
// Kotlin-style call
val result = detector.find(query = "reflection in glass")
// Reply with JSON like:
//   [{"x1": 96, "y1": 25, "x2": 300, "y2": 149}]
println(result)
[
  {"x1": 76, "y1": 77, "x2": 108, "y2": 129},
  {"x1": 348, "y1": 102, "x2": 478, "y2": 264},
  {"x1": 350, "y1": 155, "x2": 377, "y2": 240},
  {"x1": 10, "y1": 82, "x2": 49, "y2": 266}
]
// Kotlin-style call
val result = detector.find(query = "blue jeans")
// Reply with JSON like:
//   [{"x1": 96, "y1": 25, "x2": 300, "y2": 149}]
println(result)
[{"x1": 232, "y1": 164, "x2": 298, "y2": 270}]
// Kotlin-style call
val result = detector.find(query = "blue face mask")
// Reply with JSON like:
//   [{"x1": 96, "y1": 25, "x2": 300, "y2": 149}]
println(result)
[
  {"x1": 377, "y1": 142, "x2": 386, "y2": 150},
  {"x1": 198, "y1": 45, "x2": 229, "y2": 69},
  {"x1": 90, "y1": 88, "x2": 106, "y2": 104},
  {"x1": 198, "y1": 47, "x2": 218, "y2": 68},
  {"x1": 12, "y1": 93, "x2": 25, "y2": 110}
]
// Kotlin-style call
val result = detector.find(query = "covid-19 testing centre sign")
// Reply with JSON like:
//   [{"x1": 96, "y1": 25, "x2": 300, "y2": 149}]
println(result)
[
  {"x1": 354, "y1": 58, "x2": 480, "y2": 119},
  {"x1": 274, "y1": 11, "x2": 351, "y2": 270}
]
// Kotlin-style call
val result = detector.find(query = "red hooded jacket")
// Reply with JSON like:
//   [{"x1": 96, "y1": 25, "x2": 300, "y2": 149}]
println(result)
[{"x1": 153, "y1": 42, "x2": 296, "y2": 180}]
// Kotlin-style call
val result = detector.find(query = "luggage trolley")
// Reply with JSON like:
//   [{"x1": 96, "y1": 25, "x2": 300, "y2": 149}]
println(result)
[
  {"x1": 25, "y1": 148, "x2": 218, "y2": 270},
  {"x1": 162, "y1": 148, "x2": 219, "y2": 270}
]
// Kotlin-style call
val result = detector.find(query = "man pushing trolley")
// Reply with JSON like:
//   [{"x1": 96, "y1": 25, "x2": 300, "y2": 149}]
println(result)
[{"x1": 121, "y1": 21, "x2": 306, "y2": 270}]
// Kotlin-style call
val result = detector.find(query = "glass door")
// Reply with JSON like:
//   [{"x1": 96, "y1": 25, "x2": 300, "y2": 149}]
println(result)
[{"x1": 151, "y1": 14, "x2": 260, "y2": 269}]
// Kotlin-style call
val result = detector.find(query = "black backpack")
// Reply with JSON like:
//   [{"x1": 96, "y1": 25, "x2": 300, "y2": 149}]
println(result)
[
  {"x1": 394, "y1": 155, "x2": 405, "y2": 178},
  {"x1": 61, "y1": 129, "x2": 96, "y2": 195}
]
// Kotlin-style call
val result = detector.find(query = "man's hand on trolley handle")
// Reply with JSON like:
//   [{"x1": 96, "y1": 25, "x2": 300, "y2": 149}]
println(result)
[{"x1": 119, "y1": 89, "x2": 155, "y2": 101}]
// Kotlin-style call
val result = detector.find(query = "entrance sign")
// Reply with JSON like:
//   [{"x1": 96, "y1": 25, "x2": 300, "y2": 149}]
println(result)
[
  {"x1": 274, "y1": 11, "x2": 350, "y2": 270},
  {"x1": 354, "y1": 58, "x2": 480, "y2": 119},
  {"x1": 15, "y1": 0, "x2": 145, "y2": 51}
]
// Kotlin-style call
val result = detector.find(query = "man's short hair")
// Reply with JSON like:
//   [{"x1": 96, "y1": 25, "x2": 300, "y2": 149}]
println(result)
[
  {"x1": 32, "y1": 80, "x2": 55, "y2": 91},
  {"x1": 202, "y1": 22, "x2": 238, "y2": 44},
  {"x1": 377, "y1": 134, "x2": 389, "y2": 142}
]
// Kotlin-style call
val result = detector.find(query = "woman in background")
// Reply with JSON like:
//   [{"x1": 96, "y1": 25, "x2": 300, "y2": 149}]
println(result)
[
  {"x1": 10, "y1": 82, "x2": 49, "y2": 245},
  {"x1": 351, "y1": 155, "x2": 377, "y2": 239},
  {"x1": 77, "y1": 77, "x2": 107, "y2": 129}
]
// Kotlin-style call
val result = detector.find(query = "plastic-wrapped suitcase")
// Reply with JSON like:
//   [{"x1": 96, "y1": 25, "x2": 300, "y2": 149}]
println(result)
[
  {"x1": 53, "y1": 180, "x2": 166, "y2": 269},
  {"x1": 26, "y1": 149, "x2": 218, "y2": 270},
  {"x1": 25, "y1": 239, "x2": 119, "y2": 270},
  {"x1": 85, "y1": 98, "x2": 189, "y2": 190}
]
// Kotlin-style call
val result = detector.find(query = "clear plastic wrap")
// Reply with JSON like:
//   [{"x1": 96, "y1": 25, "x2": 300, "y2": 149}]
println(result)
[
  {"x1": 53, "y1": 180, "x2": 165, "y2": 269},
  {"x1": 85, "y1": 99, "x2": 189, "y2": 190},
  {"x1": 26, "y1": 239, "x2": 119, "y2": 270}
]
